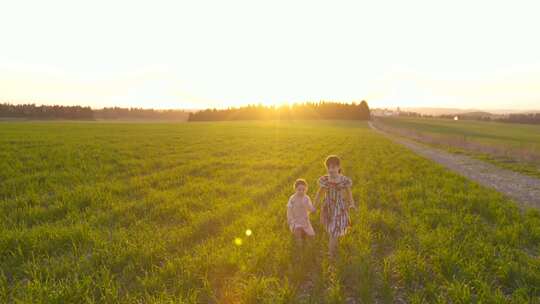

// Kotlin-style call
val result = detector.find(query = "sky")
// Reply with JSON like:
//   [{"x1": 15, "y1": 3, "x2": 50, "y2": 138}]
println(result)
[{"x1": 1, "y1": 0, "x2": 540, "y2": 110}]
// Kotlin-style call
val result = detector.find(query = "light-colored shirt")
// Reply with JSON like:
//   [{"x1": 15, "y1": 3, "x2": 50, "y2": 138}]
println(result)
[{"x1": 286, "y1": 194, "x2": 316, "y2": 236}]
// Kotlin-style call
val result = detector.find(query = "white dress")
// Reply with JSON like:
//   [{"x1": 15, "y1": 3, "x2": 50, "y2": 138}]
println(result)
[{"x1": 286, "y1": 194, "x2": 316, "y2": 236}]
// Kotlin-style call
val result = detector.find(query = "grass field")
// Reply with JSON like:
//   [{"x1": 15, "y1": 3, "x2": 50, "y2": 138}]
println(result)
[
  {"x1": 373, "y1": 117, "x2": 540, "y2": 177},
  {"x1": 1, "y1": 121, "x2": 540, "y2": 303}
]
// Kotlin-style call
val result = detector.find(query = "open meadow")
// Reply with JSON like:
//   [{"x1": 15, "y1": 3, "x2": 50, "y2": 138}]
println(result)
[
  {"x1": 373, "y1": 117, "x2": 540, "y2": 177},
  {"x1": 1, "y1": 121, "x2": 539, "y2": 303}
]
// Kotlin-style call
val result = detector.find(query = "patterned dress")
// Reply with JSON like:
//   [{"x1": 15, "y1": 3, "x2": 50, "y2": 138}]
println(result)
[{"x1": 318, "y1": 174, "x2": 353, "y2": 238}]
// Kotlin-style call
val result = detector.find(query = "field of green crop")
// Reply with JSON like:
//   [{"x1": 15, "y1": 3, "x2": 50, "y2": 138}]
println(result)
[
  {"x1": 1, "y1": 121, "x2": 540, "y2": 303},
  {"x1": 374, "y1": 117, "x2": 540, "y2": 177}
]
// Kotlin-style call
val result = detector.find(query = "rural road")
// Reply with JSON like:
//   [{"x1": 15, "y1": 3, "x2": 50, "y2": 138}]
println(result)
[{"x1": 368, "y1": 121, "x2": 540, "y2": 210}]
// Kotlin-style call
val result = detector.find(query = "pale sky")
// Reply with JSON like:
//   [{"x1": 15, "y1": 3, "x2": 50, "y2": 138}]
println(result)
[{"x1": 1, "y1": 0, "x2": 539, "y2": 110}]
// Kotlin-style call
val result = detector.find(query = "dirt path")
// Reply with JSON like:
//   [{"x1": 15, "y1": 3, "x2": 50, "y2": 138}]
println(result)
[{"x1": 369, "y1": 121, "x2": 540, "y2": 210}]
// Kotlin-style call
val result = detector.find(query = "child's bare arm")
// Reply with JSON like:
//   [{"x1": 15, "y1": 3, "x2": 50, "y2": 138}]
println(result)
[
  {"x1": 346, "y1": 187, "x2": 356, "y2": 209},
  {"x1": 313, "y1": 187, "x2": 326, "y2": 209},
  {"x1": 306, "y1": 196, "x2": 316, "y2": 212},
  {"x1": 286, "y1": 197, "x2": 293, "y2": 224}
]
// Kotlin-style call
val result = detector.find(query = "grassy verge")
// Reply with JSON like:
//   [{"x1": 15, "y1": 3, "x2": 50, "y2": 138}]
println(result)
[{"x1": 372, "y1": 117, "x2": 540, "y2": 178}]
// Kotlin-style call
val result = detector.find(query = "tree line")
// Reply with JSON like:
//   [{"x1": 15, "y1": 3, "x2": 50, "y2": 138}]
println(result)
[
  {"x1": 187, "y1": 101, "x2": 371, "y2": 121},
  {"x1": 0, "y1": 103, "x2": 189, "y2": 120},
  {"x1": 94, "y1": 107, "x2": 189, "y2": 120},
  {"x1": 439, "y1": 113, "x2": 540, "y2": 124},
  {"x1": 0, "y1": 103, "x2": 94, "y2": 119},
  {"x1": 497, "y1": 113, "x2": 540, "y2": 124}
]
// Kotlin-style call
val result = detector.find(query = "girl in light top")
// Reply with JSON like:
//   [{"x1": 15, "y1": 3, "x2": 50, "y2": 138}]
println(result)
[{"x1": 287, "y1": 178, "x2": 316, "y2": 247}]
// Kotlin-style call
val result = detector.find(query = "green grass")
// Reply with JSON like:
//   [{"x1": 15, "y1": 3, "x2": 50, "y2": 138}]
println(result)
[
  {"x1": 375, "y1": 117, "x2": 540, "y2": 177},
  {"x1": 1, "y1": 120, "x2": 539, "y2": 303}
]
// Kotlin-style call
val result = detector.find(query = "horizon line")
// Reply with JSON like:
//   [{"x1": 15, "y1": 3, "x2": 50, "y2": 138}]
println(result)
[{"x1": 1, "y1": 100, "x2": 540, "y2": 113}]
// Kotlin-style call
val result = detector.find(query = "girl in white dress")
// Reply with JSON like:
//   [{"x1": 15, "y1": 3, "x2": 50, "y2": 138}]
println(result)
[{"x1": 287, "y1": 178, "x2": 316, "y2": 247}]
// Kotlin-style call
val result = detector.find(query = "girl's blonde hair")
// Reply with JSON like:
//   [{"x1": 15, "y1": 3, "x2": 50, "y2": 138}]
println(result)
[{"x1": 294, "y1": 178, "x2": 308, "y2": 189}]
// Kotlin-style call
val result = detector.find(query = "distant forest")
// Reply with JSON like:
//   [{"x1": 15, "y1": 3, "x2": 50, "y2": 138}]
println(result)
[
  {"x1": 439, "y1": 113, "x2": 540, "y2": 125},
  {"x1": 0, "y1": 103, "x2": 190, "y2": 120},
  {"x1": 376, "y1": 108, "x2": 540, "y2": 125},
  {"x1": 188, "y1": 101, "x2": 371, "y2": 121},
  {"x1": 7, "y1": 101, "x2": 536, "y2": 124},
  {"x1": 94, "y1": 107, "x2": 189, "y2": 120},
  {"x1": 499, "y1": 113, "x2": 540, "y2": 124}
]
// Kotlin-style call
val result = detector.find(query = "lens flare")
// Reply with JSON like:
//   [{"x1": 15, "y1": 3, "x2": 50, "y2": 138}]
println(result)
[{"x1": 234, "y1": 237, "x2": 242, "y2": 246}]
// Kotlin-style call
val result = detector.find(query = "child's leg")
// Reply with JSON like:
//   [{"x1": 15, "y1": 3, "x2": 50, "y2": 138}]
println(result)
[
  {"x1": 328, "y1": 234, "x2": 338, "y2": 259},
  {"x1": 294, "y1": 227, "x2": 304, "y2": 247}
]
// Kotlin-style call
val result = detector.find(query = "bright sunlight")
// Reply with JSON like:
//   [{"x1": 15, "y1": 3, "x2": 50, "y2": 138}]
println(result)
[{"x1": 1, "y1": 0, "x2": 539, "y2": 110}]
